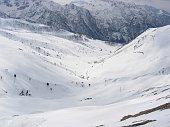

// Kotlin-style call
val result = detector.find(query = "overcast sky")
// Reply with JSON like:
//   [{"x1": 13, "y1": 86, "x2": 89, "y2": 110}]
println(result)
[{"x1": 119, "y1": 0, "x2": 170, "y2": 12}]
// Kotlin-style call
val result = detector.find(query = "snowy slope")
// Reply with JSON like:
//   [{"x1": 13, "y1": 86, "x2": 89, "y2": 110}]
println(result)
[
  {"x1": 0, "y1": 18, "x2": 119, "y2": 98},
  {"x1": 0, "y1": 19, "x2": 170, "y2": 127}
]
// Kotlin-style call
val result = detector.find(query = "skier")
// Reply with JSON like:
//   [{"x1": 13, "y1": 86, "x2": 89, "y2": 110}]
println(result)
[
  {"x1": 26, "y1": 90, "x2": 29, "y2": 96},
  {"x1": 50, "y1": 88, "x2": 52, "y2": 91},
  {"x1": 47, "y1": 82, "x2": 49, "y2": 86},
  {"x1": 19, "y1": 90, "x2": 24, "y2": 96}
]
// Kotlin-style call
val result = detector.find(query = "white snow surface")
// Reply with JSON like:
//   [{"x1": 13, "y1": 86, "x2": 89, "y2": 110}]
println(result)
[{"x1": 0, "y1": 18, "x2": 170, "y2": 127}]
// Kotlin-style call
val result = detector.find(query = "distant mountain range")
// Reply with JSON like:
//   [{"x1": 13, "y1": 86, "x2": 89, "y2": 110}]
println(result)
[{"x1": 0, "y1": 0, "x2": 170, "y2": 43}]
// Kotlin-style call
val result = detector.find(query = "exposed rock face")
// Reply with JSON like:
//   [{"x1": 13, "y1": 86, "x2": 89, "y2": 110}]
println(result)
[
  {"x1": 74, "y1": 0, "x2": 170, "y2": 43},
  {"x1": 0, "y1": 0, "x2": 170, "y2": 43}
]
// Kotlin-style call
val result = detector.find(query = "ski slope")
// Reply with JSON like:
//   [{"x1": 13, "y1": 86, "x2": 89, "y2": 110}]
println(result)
[{"x1": 0, "y1": 18, "x2": 170, "y2": 127}]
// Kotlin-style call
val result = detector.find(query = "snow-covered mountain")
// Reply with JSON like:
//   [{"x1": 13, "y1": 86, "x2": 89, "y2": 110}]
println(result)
[
  {"x1": 0, "y1": 0, "x2": 104, "y2": 41},
  {"x1": 72, "y1": 0, "x2": 170, "y2": 43},
  {"x1": 0, "y1": 18, "x2": 170, "y2": 127},
  {"x1": 0, "y1": 18, "x2": 119, "y2": 98},
  {"x1": 0, "y1": 0, "x2": 170, "y2": 43}
]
